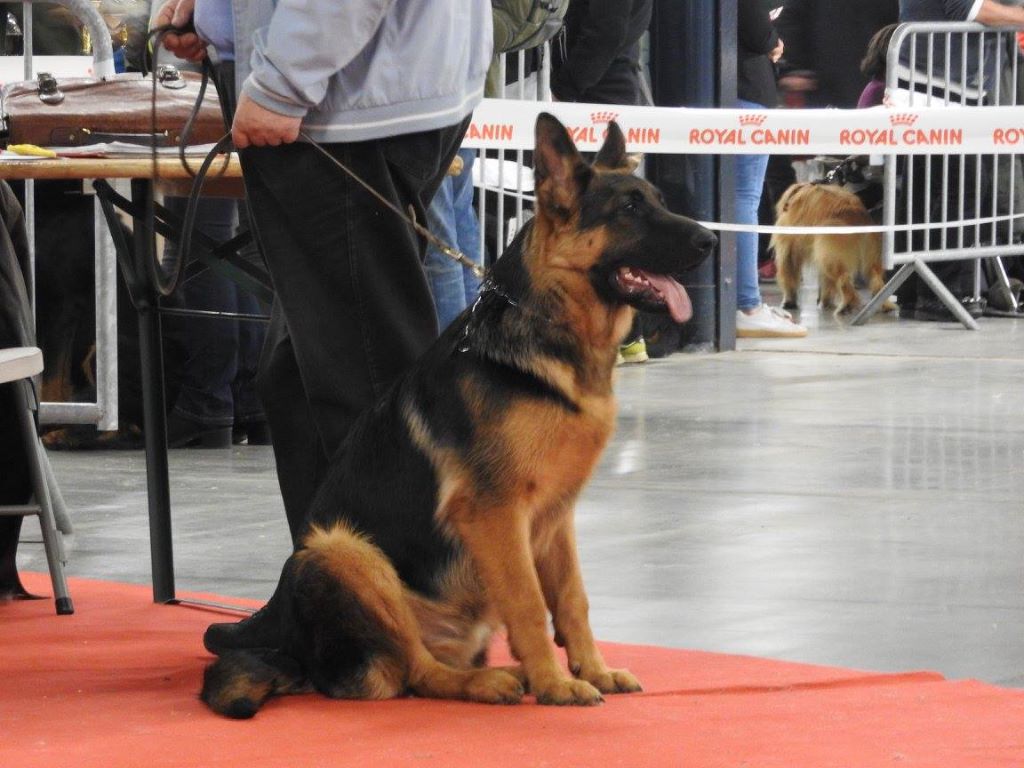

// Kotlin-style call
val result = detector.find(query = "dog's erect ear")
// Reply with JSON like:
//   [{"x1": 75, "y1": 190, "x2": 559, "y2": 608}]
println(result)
[
  {"x1": 593, "y1": 121, "x2": 630, "y2": 172},
  {"x1": 533, "y1": 112, "x2": 590, "y2": 220}
]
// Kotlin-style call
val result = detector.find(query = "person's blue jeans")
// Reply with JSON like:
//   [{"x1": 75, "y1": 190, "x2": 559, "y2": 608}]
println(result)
[
  {"x1": 424, "y1": 148, "x2": 483, "y2": 330},
  {"x1": 736, "y1": 99, "x2": 769, "y2": 312}
]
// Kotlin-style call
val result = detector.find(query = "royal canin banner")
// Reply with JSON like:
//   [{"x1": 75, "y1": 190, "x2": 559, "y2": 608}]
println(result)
[{"x1": 463, "y1": 98, "x2": 1024, "y2": 155}]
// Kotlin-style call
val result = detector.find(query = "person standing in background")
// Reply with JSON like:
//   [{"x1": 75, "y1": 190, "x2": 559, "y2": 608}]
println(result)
[{"x1": 736, "y1": 0, "x2": 808, "y2": 338}]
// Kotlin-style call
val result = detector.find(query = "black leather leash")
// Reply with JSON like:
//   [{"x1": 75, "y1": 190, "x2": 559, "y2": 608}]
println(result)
[{"x1": 298, "y1": 131, "x2": 484, "y2": 280}]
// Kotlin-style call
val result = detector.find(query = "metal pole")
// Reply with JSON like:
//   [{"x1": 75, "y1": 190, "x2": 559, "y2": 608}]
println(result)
[
  {"x1": 132, "y1": 179, "x2": 176, "y2": 603},
  {"x1": 648, "y1": 0, "x2": 727, "y2": 352}
]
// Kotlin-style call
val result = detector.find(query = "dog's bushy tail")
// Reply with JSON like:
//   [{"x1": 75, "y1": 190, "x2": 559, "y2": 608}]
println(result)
[{"x1": 201, "y1": 649, "x2": 307, "y2": 719}]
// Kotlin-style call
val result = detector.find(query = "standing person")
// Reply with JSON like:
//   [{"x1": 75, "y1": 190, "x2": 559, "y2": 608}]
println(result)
[
  {"x1": 158, "y1": 0, "x2": 493, "y2": 544},
  {"x1": 901, "y1": 0, "x2": 1024, "y2": 80},
  {"x1": 775, "y1": 0, "x2": 899, "y2": 108},
  {"x1": 550, "y1": 0, "x2": 653, "y2": 363},
  {"x1": 735, "y1": 0, "x2": 807, "y2": 338}
]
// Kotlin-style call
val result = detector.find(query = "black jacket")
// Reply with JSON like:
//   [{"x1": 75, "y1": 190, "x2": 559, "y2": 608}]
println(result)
[
  {"x1": 776, "y1": 0, "x2": 900, "y2": 107},
  {"x1": 550, "y1": 0, "x2": 653, "y2": 105},
  {"x1": 738, "y1": 0, "x2": 780, "y2": 107}
]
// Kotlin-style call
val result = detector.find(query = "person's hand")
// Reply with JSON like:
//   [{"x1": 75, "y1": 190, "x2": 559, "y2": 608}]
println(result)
[
  {"x1": 769, "y1": 38, "x2": 785, "y2": 63},
  {"x1": 154, "y1": 0, "x2": 207, "y2": 62},
  {"x1": 232, "y1": 92, "x2": 303, "y2": 149}
]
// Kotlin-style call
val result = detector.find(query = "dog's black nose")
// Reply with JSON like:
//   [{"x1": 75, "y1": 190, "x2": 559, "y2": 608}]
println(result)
[{"x1": 692, "y1": 228, "x2": 718, "y2": 258}]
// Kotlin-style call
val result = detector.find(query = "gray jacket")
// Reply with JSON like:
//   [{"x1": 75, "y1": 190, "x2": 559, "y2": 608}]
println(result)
[{"x1": 230, "y1": 0, "x2": 493, "y2": 143}]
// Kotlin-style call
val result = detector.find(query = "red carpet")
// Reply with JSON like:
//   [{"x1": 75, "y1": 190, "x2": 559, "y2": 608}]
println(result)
[{"x1": 3, "y1": 573, "x2": 1023, "y2": 768}]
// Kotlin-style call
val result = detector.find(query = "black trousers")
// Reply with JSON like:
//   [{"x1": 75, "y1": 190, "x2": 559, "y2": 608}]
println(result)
[{"x1": 239, "y1": 119, "x2": 469, "y2": 543}]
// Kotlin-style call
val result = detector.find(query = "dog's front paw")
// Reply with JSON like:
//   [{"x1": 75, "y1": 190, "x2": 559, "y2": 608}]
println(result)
[
  {"x1": 464, "y1": 668, "x2": 525, "y2": 705},
  {"x1": 577, "y1": 666, "x2": 643, "y2": 695},
  {"x1": 534, "y1": 678, "x2": 604, "y2": 706}
]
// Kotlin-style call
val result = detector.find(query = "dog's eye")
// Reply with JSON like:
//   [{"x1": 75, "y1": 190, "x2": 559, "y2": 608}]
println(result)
[{"x1": 620, "y1": 193, "x2": 643, "y2": 215}]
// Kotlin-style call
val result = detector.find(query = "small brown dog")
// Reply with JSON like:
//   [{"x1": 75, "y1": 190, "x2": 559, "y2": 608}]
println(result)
[{"x1": 770, "y1": 182, "x2": 894, "y2": 315}]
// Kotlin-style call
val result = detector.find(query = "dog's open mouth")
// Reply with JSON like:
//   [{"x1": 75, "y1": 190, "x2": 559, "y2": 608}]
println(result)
[{"x1": 614, "y1": 267, "x2": 693, "y2": 323}]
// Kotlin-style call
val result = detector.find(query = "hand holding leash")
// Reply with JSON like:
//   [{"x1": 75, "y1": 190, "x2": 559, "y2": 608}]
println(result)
[
  {"x1": 232, "y1": 93, "x2": 303, "y2": 149},
  {"x1": 154, "y1": 0, "x2": 206, "y2": 62}
]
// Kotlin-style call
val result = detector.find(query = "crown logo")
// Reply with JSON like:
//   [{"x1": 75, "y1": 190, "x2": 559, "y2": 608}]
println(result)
[
  {"x1": 739, "y1": 113, "x2": 768, "y2": 127},
  {"x1": 590, "y1": 111, "x2": 619, "y2": 124},
  {"x1": 890, "y1": 114, "x2": 919, "y2": 127}
]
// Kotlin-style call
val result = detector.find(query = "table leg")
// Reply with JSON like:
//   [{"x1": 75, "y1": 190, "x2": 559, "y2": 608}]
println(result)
[{"x1": 131, "y1": 179, "x2": 176, "y2": 603}]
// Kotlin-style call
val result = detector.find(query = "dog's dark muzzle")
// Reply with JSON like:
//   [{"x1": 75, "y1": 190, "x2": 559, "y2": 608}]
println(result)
[{"x1": 674, "y1": 219, "x2": 717, "y2": 273}]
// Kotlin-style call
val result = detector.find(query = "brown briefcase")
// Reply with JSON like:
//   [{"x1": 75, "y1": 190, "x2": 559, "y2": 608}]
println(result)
[{"x1": 0, "y1": 66, "x2": 226, "y2": 149}]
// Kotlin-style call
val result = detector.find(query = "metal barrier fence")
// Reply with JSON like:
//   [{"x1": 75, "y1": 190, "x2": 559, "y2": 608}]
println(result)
[
  {"x1": 853, "y1": 21, "x2": 1024, "y2": 329},
  {"x1": 474, "y1": 45, "x2": 551, "y2": 266}
]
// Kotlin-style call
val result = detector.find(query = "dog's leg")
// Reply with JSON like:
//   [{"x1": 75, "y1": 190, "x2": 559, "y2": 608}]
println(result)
[
  {"x1": 774, "y1": 238, "x2": 801, "y2": 310},
  {"x1": 300, "y1": 525, "x2": 524, "y2": 706},
  {"x1": 535, "y1": 515, "x2": 641, "y2": 695},
  {"x1": 820, "y1": 262, "x2": 856, "y2": 316},
  {"x1": 455, "y1": 510, "x2": 605, "y2": 706}
]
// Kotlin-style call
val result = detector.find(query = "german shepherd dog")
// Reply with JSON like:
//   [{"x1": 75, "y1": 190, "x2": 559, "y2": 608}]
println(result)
[
  {"x1": 199, "y1": 114, "x2": 716, "y2": 718},
  {"x1": 771, "y1": 182, "x2": 894, "y2": 315}
]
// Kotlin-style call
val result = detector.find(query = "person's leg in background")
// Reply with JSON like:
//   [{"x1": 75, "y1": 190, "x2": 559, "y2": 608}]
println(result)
[
  {"x1": 162, "y1": 197, "x2": 241, "y2": 448},
  {"x1": 425, "y1": 147, "x2": 483, "y2": 330},
  {"x1": 451, "y1": 149, "x2": 483, "y2": 308},
  {"x1": 230, "y1": 281, "x2": 269, "y2": 444},
  {"x1": 735, "y1": 150, "x2": 770, "y2": 315},
  {"x1": 243, "y1": 121, "x2": 467, "y2": 544},
  {"x1": 228, "y1": 203, "x2": 269, "y2": 445},
  {"x1": 424, "y1": 170, "x2": 466, "y2": 330},
  {"x1": 734, "y1": 99, "x2": 806, "y2": 338}
]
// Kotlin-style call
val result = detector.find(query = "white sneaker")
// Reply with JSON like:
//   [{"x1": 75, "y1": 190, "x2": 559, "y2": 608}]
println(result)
[{"x1": 736, "y1": 304, "x2": 808, "y2": 338}]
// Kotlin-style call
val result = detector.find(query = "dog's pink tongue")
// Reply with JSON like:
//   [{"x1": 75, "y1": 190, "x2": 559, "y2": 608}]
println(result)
[{"x1": 643, "y1": 272, "x2": 693, "y2": 323}]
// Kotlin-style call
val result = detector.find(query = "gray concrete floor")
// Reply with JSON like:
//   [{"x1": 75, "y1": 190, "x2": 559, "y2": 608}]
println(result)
[{"x1": 16, "y1": 283, "x2": 1024, "y2": 689}]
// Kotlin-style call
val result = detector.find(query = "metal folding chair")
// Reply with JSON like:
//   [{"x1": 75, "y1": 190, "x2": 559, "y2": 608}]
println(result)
[{"x1": 0, "y1": 346, "x2": 73, "y2": 614}]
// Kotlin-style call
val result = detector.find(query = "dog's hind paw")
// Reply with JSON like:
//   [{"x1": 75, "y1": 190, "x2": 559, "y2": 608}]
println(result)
[{"x1": 464, "y1": 668, "x2": 525, "y2": 704}]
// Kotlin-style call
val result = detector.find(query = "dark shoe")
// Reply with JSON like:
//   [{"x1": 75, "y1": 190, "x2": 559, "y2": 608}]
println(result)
[
  {"x1": 232, "y1": 421, "x2": 272, "y2": 446},
  {"x1": 985, "y1": 278, "x2": 1023, "y2": 315},
  {"x1": 204, "y1": 601, "x2": 282, "y2": 655},
  {"x1": 912, "y1": 296, "x2": 986, "y2": 322},
  {"x1": 166, "y1": 413, "x2": 232, "y2": 449}
]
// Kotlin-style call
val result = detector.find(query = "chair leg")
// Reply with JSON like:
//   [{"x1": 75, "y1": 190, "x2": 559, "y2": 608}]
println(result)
[
  {"x1": 13, "y1": 381, "x2": 73, "y2": 615},
  {"x1": 40, "y1": 450, "x2": 73, "y2": 535}
]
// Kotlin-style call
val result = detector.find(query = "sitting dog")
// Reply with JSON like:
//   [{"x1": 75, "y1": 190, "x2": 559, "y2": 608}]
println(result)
[
  {"x1": 198, "y1": 114, "x2": 716, "y2": 718},
  {"x1": 771, "y1": 181, "x2": 894, "y2": 315}
]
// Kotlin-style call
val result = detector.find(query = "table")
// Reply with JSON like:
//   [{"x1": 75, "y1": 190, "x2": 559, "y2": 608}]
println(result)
[{"x1": 0, "y1": 154, "x2": 267, "y2": 604}]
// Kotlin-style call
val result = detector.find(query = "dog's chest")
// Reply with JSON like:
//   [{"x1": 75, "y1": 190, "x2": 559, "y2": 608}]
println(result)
[{"x1": 499, "y1": 394, "x2": 616, "y2": 508}]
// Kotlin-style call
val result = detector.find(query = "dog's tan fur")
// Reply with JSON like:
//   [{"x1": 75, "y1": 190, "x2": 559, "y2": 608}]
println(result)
[{"x1": 771, "y1": 182, "x2": 895, "y2": 315}]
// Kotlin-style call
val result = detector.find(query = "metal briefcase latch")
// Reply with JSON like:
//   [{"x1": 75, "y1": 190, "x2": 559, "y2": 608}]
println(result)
[
  {"x1": 36, "y1": 72, "x2": 65, "y2": 105},
  {"x1": 156, "y1": 66, "x2": 188, "y2": 90}
]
